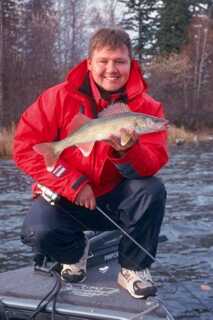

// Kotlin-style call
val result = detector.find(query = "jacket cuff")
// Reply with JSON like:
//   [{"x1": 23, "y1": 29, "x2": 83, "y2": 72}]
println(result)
[
  {"x1": 48, "y1": 159, "x2": 90, "y2": 202},
  {"x1": 108, "y1": 144, "x2": 143, "y2": 178},
  {"x1": 70, "y1": 175, "x2": 89, "y2": 201}
]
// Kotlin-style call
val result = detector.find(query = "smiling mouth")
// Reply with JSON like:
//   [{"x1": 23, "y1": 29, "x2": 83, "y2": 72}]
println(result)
[{"x1": 104, "y1": 76, "x2": 119, "y2": 81}]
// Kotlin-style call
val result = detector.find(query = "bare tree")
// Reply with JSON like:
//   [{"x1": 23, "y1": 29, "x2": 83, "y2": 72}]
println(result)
[
  {"x1": 1, "y1": 0, "x2": 22, "y2": 126},
  {"x1": 1, "y1": 0, "x2": 59, "y2": 126},
  {"x1": 187, "y1": 15, "x2": 213, "y2": 114},
  {"x1": 56, "y1": 0, "x2": 90, "y2": 76},
  {"x1": 89, "y1": 0, "x2": 122, "y2": 31},
  {"x1": 147, "y1": 15, "x2": 213, "y2": 129},
  {"x1": 22, "y1": 1, "x2": 59, "y2": 101}
]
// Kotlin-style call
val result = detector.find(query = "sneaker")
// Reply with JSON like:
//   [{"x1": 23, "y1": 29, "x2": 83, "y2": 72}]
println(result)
[
  {"x1": 117, "y1": 267, "x2": 157, "y2": 299},
  {"x1": 61, "y1": 238, "x2": 90, "y2": 283}
]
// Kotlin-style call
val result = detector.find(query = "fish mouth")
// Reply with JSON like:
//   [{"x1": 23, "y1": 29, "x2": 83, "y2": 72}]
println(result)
[
  {"x1": 152, "y1": 119, "x2": 169, "y2": 131},
  {"x1": 159, "y1": 119, "x2": 169, "y2": 129},
  {"x1": 164, "y1": 119, "x2": 169, "y2": 127}
]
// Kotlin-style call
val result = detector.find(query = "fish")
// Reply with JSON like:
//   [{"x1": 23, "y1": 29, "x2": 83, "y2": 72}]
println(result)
[{"x1": 33, "y1": 103, "x2": 168, "y2": 170}]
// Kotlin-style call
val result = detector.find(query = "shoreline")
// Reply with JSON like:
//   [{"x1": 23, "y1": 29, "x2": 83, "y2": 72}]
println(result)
[{"x1": 0, "y1": 126, "x2": 213, "y2": 159}]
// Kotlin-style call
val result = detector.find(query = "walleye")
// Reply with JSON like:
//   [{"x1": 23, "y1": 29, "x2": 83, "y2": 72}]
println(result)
[{"x1": 33, "y1": 103, "x2": 168, "y2": 170}]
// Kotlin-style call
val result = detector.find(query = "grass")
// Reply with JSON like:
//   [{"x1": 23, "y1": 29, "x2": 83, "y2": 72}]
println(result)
[
  {"x1": 0, "y1": 124, "x2": 16, "y2": 158},
  {"x1": 0, "y1": 124, "x2": 212, "y2": 158},
  {"x1": 168, "y1": 125, "x2": 213, "y2": 144},
  {"x1": 168, "y1": 125, "x2": 197, "y2": 144}
]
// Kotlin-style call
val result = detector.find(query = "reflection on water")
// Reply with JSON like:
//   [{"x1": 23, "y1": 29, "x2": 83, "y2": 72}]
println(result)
[{"x1": 0, "y1": 143, "x2": 213, "y2": 319}]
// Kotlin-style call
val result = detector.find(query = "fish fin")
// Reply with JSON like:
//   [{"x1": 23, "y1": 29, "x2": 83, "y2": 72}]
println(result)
[
  {"x1": 68, "y1": 112, "x2": 91, "y2": 134},
  {"x1": 77, "y1": 142, "x2": 95, "y2": 157},
  {"x1": 98, "y1": 102, "x2": 130, "y2": 118},
  {"x1": 67, "y1": 113, "x2": 95, "y2": 156},
  {"x1": 33, "y1": 142, "x2": 59, "y2": 170},
  {"x1": 120, "y1": 130, "x2": 132, "y2": 146}
]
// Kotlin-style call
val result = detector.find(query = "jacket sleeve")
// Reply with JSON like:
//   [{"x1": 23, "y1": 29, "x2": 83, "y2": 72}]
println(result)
[
  {"x1": 13, "y1": 91, "x2": 89, "y2": 202},
  {"x1": 109, "y1": 102, "x2": 169, "y2": 178}
]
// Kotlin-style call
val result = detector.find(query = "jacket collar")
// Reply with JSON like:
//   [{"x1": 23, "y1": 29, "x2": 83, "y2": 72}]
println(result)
[
  {"x1": 66, "y1": 59, "x2": 147, "y2": 101},
  {"x1": 88, "y1": 71, "x2": 128, "y2": 111}
]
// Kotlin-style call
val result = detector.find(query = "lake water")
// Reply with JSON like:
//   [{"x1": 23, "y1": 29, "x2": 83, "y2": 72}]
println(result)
[{"x1": 0, "y1": 143, "x2": 213, "y2": 319}]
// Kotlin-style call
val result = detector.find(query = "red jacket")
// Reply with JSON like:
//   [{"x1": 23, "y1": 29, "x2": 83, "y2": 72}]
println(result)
[{"x1": 13, "y1": 59, "x2": 168, "y2": 202}]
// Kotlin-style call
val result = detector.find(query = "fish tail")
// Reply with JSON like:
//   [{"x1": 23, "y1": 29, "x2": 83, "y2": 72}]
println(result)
[{"x1": 33, "y1": 142, "x2": 60, "y2": 170}]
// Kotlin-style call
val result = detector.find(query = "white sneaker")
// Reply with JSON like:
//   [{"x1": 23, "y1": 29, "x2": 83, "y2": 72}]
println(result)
[
  {"x1": 117, "y1": 267, "x2": 157, "y2": 298},
  {"x1": 61, "y1": 238, "x2": 90, "y2": 283}
]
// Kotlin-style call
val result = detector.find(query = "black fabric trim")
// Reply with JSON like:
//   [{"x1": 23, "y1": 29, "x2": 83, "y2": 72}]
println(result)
[
  {"x1": 79, "y1": 73, "x2": 98, "y2": 118},
  {"x1": 98, "y1": 85, "x2": 128, "y2": 104},
  {"x1": 71, "y1": 176, "x2": 87, "y2": 190},
  {"x1": 115, "y1": 163, "x2": 140, "y2": 179},
  {"x1": 79, "y1": 73, "x2": 91, "y2": 95},
  {"x1": 78, "y1": 73, "x2": 128, "y2": 118},
  {"x1": 79, "y1": 105, "x2": 84, "y2": 113}
]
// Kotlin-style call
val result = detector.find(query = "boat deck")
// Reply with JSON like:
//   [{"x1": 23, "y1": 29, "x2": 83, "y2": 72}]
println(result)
[{"x1": 0, "y1": 260, "x2": 169, "y2": 320}]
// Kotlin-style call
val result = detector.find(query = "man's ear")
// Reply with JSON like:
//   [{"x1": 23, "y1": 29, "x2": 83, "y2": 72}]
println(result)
[{"x1": 87, "y1": 58, "x2": 91, "y2": 71}]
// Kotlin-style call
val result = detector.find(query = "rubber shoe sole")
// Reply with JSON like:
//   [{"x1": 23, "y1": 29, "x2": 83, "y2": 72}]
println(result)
[
  {"x1": 117, "y1": 271, "x2": 157, "y2": 299},
  {"x1": 61, "y1": 269, "x2": 87, "y2": 283}
]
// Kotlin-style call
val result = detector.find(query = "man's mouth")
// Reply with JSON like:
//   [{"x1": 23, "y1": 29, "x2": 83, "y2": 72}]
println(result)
[{"x1": 104, "y1": 76, "x2": 119, "y2": 80}]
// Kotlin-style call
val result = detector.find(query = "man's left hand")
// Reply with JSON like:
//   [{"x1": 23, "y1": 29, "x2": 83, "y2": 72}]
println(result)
[{"x1": 107, "y1": 128, "x2": 139, "y2": 155}]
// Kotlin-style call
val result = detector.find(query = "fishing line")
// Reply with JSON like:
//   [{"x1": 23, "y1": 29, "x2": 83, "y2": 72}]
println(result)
[
  {"x1": 96, "y1": 205, "x2": 211, "y2": 313},
  {"x1": 53, "y1": 197, "x2": 151, "y2": 272},
  {"x1": 49, "y1": 199, "x2": 178, "y2": 319},
  {"x1": 54, "y1": 198, "x2": 211, "y2": 313},
  {"x1": 150, "y1": 297, "x2": 176, "y2": 320}
]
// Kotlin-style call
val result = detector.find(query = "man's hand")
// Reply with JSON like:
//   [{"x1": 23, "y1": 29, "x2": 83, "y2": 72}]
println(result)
[
  {"x1": 75, "y1": 184, "x2": 96, "y2": 210},
  {"x1": 107, "y1": 128, "x2": 139, "y2": 156}
]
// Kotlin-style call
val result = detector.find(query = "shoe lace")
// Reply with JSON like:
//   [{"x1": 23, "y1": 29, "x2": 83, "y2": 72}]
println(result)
[
  {"x1": 122, "y1": 268, "x2": 153, "y2": 283},
  {"x1": 137, "y1": 268, "x2": 153, "y2": 283},
  {"x1": 62, "y1": 263, "x2": 82, "y2": 274},
  {"x1": 122, "y1": 269, "x2": 136, "y2": 282}
]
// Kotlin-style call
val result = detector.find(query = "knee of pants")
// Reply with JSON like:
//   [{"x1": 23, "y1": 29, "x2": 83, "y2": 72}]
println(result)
[
  {"x1": 147, "y1": 176, "x2": 167, "y2": 203},
  {"x1": 21, "y1": 224, "x2": 55, "y2": 250},
  {"x1": 127, "y1": 176, "x2": 167, "y2": 203},
  {"x1": 21, "y1": 226, "x2": 86, "y2": 263},
  {"x1": 133, "y1": 177, "x2": 166, "y2": 224}
]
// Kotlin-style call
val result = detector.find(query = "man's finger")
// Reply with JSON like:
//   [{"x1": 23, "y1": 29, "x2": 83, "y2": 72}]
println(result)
[
  {"x1": 108, "y1": 134, "x2": 120, "y2": 144},
  {"x1": 79, "y1": 200, "x2": 85, "y2": 207},
  {"x1": 90, "y1": 197, "x2": 96, "y2": 210},
  {"x1": 84, "y1": 199, "x2": 90, "y2": 209}
]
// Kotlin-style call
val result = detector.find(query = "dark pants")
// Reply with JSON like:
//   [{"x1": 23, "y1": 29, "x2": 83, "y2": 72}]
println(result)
[{"x1": 21, "y1": 177, "x2": 166, "y2": 270}]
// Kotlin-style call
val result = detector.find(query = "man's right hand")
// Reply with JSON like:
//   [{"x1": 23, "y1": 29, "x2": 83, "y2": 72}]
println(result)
[{"x1": 75, "y1": 184, "x2": 96, "y2": 210}]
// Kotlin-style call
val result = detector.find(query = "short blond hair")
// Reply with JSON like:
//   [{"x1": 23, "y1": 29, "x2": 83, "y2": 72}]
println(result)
[{"x1": 88, "y1": 28, "x2": 132, "y2": 58}]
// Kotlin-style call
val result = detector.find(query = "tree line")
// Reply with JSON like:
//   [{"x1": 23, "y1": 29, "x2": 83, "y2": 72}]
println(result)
[{"x1": 0, "y1": 0, "x2": 212, "y2": 129}]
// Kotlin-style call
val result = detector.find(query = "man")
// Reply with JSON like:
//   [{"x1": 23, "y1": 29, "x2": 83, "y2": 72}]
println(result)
[{"x1": 13, "y1": 28, "x2": 168, "y2": 299}]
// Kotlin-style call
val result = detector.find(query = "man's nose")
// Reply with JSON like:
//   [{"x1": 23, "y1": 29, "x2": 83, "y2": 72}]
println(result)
[{"x1": 106, "y1": 61, "x2": 117, "y2": 72}]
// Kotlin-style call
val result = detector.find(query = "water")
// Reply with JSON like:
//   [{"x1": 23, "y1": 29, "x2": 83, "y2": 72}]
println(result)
[{"x1": 0, "y1": 143, "x2": 213, "y2": 319}]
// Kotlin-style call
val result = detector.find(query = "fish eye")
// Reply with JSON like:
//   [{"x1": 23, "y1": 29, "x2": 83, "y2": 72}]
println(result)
[{"x1": 146, "y1": 119, "x2": 153, "y2": 127}]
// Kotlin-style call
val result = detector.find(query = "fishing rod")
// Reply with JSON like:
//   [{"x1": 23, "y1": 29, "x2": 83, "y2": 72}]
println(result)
[{"x1": 36, "y1": 185, "x2": 211, "y2": 317}]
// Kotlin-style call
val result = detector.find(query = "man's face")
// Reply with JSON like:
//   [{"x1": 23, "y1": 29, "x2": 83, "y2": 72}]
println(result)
[{"x1": 87, "y1": 45, "x2": 131, "y2": 92}]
